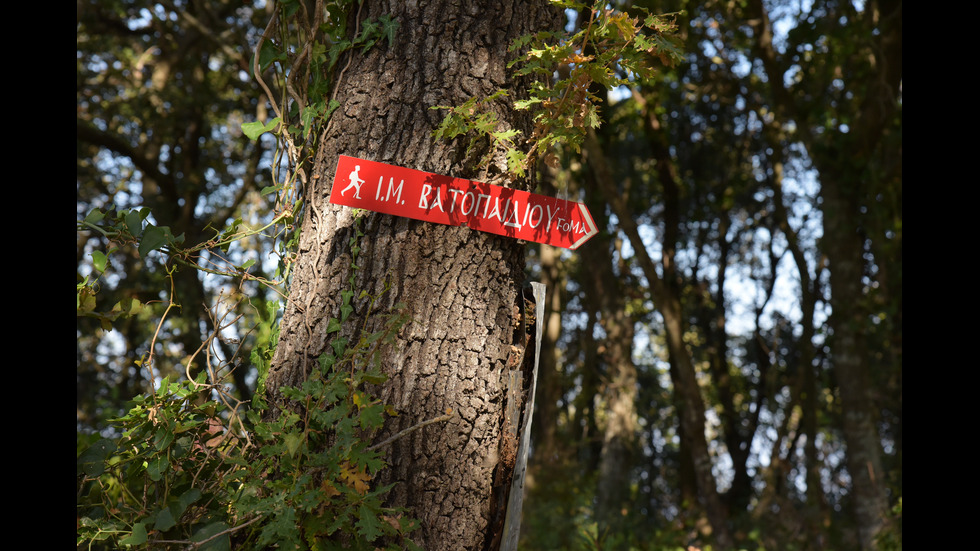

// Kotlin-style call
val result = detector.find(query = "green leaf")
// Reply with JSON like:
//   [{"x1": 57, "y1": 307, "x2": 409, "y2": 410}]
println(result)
[
  {"x1": 328, "y1": 39, "x2": 352, "y2": 68},
  {"x1": 154, "y1": 505, "x2": 176, "y2": 531},
  {"x1": 284, "y1": 432, "x2": 303, "y2": 457},
  {"x1": 584, "y1": 104, "x2": 600, "y2": 128},
  {"x1": 84, "y1": 208, "x2": 106, "y2": 225},
  {"x1": 257, "y1": 40, "x2": 281, "y2": 71},
  {"x1": 124, "y1": 210, "x2": 144, "y2": 236},
  {"x1": 360, "y1": 369, "x2": 387, "y2": 386},
  {"x1": 257, "y1": 507, "x2": 300, "y2": 549},
  {"x1": 111, "y1": 297, "x2": 144, "y2": 318},
  {"x1": 91, "y1": 250, "x2": 108, "y2": 274},
  {"x1": 491, "y1": 129, "x2": 520, "y2": 142},
  {"x1": 506, "y1": 148, "x2": 527, "y2": 176},
  {"x1": 154, "y1": 425, "x2": 175, "y2": 451},
  {"x1": 356, "y1": 503, "x2": 386, "y2": 541},
  {"x1": 77, "y1": 438, "x2": 117, "y2": 477},
  {"x1": 325, "y1": 98, "x2": 341, "y2": 121},
  {"x1": 358, "y1": 402, "x2": 385, "y2": 430},
  {"x1": 310, "y1": 41, "x2": 327, "y2": 65},
  {"x1": 358, "y1": 18, "x2": 380, "y2": 51},
  {"x1": 380, "y1": 14, "x2": 399, "y2": 47},
  {"x1": 119, "y1": 522, "x2": 148, "y2": 546},
  {"x1": 217, "y1": 218, "x2": 243, "y2": 251},
  {"x1": 331, "y1": 336, "x2": 348, "y2": 357},
  {"x1": 241, "y1": 117, "x2": 282, "y2": 140},
  {"x1": 162, "y1": 488, "x2": 201, "y2": 527},
  {"x1": 319, "y1": 351, "x2": 337, "y2": 372},
  {"x1": 147, "y1": 454, "x2": 169, "y2": 481},
  {"x1": 138, "y1": 224, "x2": 171, "y2": 258},
  {"x1": 300, "y1": 104, "x2": 317, "y2": 139},
  {"x1": 192, "y1": 521, "x2": 231, "y2": 551}
]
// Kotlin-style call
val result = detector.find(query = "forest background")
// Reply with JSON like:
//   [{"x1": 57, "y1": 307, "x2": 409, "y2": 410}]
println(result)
[{"x1": 76, "y1": 0, "x2": 901, "y2": 549}]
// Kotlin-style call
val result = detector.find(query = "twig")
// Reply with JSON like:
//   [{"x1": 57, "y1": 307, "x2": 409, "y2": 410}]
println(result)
[
  {"x1": 146, "y1": 270, "x2": 180, "y2": 393},
  {"x1": 253, "y1": 9, "x2": 282, "y2": 122},
  {"x1": 149, "y1": 514, "x2": 264, "y2": 550},
  {"x1": 367, "y1": 412, "x2": 454, "y2": 451}
]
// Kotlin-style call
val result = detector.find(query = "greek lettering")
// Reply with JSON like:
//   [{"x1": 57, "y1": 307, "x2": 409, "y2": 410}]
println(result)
[
  {"x1": 476, "y1": 193, "x2": 491, "y2": 218},
  {"x1": 546, "y1": 204, "x2": 560, "y2": 232},
  {"x1": 503, "y1": 199, "x2": 522, "y2": 229},
  {"x1": 528, "y1": 204, "x2": 542, "y2": 228},
  {"x1": 488, "y1": 197, "x2": 503, "y2": 222},
  {"x1": 447, "y1": 188, "x2": 464, "y2": 213},
  {"x1": 419, "y1": 183, "x2": 444, "y2": 212},
  {"x1": 385, "y1": 177, "x2": 405, "y2": 204},
  {"x1": 461, "y1": 191, "x2": 475, "y2": 216}
]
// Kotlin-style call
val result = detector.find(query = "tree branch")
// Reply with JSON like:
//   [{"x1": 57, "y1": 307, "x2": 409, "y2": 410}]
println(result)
[{"x1": 367, "y1": 412, "x2": 455, "y2": 452}]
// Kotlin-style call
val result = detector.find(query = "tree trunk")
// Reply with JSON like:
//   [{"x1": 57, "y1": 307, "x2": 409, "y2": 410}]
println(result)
[
  {"x1": 586, "y1": 127, "x2": 733, "y2": 548},
  {"x1": 745, "y1": 0, "x2": 901, "y2": 545},
  {"x1": 821, "y1": 175, "x2": 888, "y2": 550},
  {"x1": 581, "y1": 139, "x2": 639, "y2": 535},
  {"x1": 591, "y1": 278, "x2": 639, "y2": 535},
  {"x1": 264, "y1": 2, "x2": 562, "y2": 549}
]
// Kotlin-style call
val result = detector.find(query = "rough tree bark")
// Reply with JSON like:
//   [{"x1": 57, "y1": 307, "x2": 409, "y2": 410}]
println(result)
[{"x1": 264, "y1": 2, "x2": 562, "y2": 549}]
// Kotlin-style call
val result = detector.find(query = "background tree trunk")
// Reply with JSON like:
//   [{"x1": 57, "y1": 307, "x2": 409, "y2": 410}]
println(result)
[
  {"x1": 264, "y1": 2, "x2": 562, "y2": 549},
  {"x1": 581, "y1": 138, "x2": 640, "y2": 535},
  {"x1": 587, "y1": 125, "x2": 735, "y2": 548},
  {"x1": 529, "y1": 243, "x2": 565, "y2": 466}
]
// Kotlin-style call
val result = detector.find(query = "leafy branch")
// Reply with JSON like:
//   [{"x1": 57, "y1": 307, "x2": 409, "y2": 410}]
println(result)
[
  {"x1": 513, "y1": 2, "x2": 683, "y2": 169},
  {"x1": 432, "y1": 0, "x2": 684, "y2": 179}
]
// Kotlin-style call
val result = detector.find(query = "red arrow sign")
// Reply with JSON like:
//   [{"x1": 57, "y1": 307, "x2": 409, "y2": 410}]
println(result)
[{"x1": 329, "y1": 155, "x2": 598, "y2": 250}]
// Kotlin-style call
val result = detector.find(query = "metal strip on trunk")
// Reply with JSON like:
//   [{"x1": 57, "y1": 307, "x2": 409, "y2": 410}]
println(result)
[{"x1": 501, "y1": 281, "x2": 546, "y2": 550}]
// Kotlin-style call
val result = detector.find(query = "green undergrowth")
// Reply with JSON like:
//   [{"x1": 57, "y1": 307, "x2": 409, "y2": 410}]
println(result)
[
  {"x1": 78, "y1": 213, "x2": 421, "y2": 550},
  {"x1": 77, "y1": 294, "x2": 420, "y2": 549}
]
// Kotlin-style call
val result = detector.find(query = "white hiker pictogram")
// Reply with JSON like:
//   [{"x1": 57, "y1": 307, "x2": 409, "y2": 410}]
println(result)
[{"x1": 341, "y1": 165, "x2": 366, "y2": 199}]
